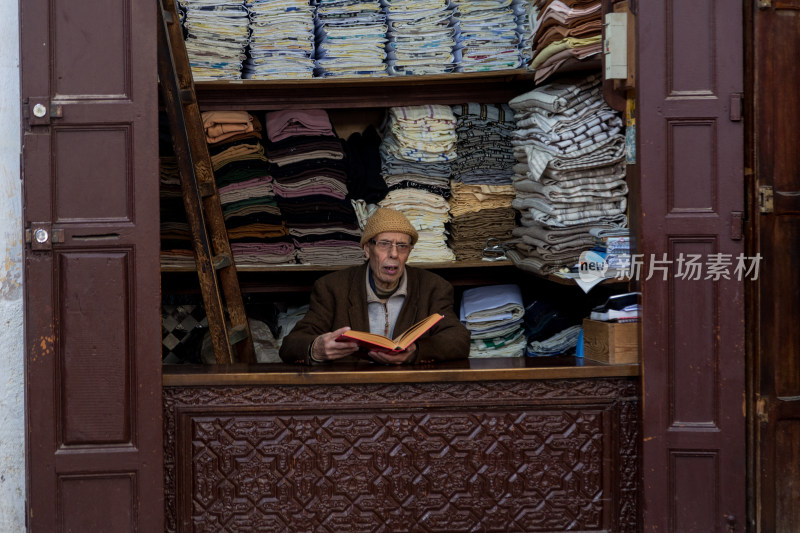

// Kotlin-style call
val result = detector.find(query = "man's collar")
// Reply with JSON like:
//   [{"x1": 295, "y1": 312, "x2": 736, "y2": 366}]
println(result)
[{"x1": 366, "y1": 268, "x2": 408, "y2": 303}]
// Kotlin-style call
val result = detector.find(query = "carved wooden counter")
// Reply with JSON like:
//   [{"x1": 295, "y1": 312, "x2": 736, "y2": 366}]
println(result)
[{"x1": 163, "y1": 357, "x2": 640, "y2": 532}]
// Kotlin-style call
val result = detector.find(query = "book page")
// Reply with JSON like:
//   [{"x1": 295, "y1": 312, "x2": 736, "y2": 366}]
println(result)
[{"x1": 394, "y1": 313, "x2": 444, "y2": 349}]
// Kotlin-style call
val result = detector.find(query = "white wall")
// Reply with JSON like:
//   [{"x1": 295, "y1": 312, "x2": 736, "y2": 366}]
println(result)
[{"x1": 0, "y1": 0, "x2": 25, "y2": 531}]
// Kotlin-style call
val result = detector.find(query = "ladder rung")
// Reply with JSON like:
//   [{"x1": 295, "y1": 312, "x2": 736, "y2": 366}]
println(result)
[
  {"x1": 212, "y1": 254, "x2": 232, "y2": 270},
  {"x1": 228, "y1": 324, "x2": 248, "y2": 346},
  {"x1": 198, "y1": 181, "x2": 216, "y2": 198},
  {"x1": 179, "y1": 89, "x2": 195, "y2": 104}
]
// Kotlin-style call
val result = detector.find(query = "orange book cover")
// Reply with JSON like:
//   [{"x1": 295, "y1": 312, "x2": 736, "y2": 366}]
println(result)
[{"x1": 336, "y1": 313, "x2": 444, "y2": 353}]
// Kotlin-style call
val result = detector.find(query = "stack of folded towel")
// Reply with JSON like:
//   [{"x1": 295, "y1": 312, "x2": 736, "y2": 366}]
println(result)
[
  {"x1": 447, "y1": 103, "x2": 518, "y2": 260},
  {"x1": 379, "y1": 105, "x2": 457, "y2": 262},
  {"x1": 506, "y1": 73, "x2": 628, "y2": 275},
  {"x1": 527, "y1": 0, "x2": 603, "y2": 83},
  {"x1": 243, "y1": 0, "x2": 316, "y2": 79},
  {"x1": 264, "y1": 109, "x2": 363, "y2": 265},
  {"x1": 314, "y1": 0, "x2": 389, "y2": 77},
  {"x1": 180, "y1": 0, "x2": 251, "y2": 80},
  {"x1": 460, "y1": 284, "x2": 527, "y2": 358},
  {"x1": 204, "y1": 110, "x2": 295, "y2": 266}
]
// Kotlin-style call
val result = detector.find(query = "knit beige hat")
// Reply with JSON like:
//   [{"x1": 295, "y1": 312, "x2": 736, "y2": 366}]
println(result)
[{"x1": 360, "y1": 207, "x2": 419, "y2": 246}]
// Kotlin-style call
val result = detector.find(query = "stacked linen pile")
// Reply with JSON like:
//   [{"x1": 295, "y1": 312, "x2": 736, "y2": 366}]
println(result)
[
  {"x1": 448, "y1": 181, "x2": 516, "y2": 260},
  {"x1": 314, "y1": 0, "x2": 388, "y2": 77},
  {"x1": 514, "y1": 0, "x2": 535, "y2": 68},
  {"x1": 460, "y1": 284, "x2": 527, "y2": 358},
  {"x1": 382, "y1": 0, "x2": 459, "y2": 76},
  {"x1": 590, "y1": 227, "x2": 630, "y2": 272},
  {"x1": 243, "y1": 0, "x2": 316, "y2": 79},
  {"x1": 181, "y1": 0, "x2": 251, "y2": 80},
  {"x1": 447, "y1": 103, "x2": 517, "y2": 260},
  {"x1": 159, "y1": 155, "x2": 195, "y2": 269},
  {"x1": 264, "y1": 109, "x2": 363, "y2": 265},
  {"x1": 506, "y1": 74, "x2": 628, "y2": 275},
  {"x1": 450, "y1": 0, "x2": 523, "y2": 72},
  {"x1": 523, "y1": 299, "x2": 583, "y2": 356},
  {"x1": 450, "y1": 102, "x2": 517, "y2": 185},
  {"x1": 204, "y1": 111, "x2": 295, "y2": 266},
  {"x1": 526, "y1": 324, "x2": 581, "y2": 356},
  {"x1": 528, "y1": 0, "x2": 602, "y2": 84},
  {"x1": 379, "y1": 105, "x2": 457, "y2": 262}
]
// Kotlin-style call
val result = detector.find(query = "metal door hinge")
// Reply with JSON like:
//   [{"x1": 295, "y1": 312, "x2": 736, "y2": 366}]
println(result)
[
  {"x1": 756, "y1": 397, "x2": 768, "y2": 423},
  {"x1": 730, "y1": 211, "x2": 743, "y2": 240},
  {"x1": 759, "y1": 185, "x2": 774, "y2": 213},
  {"x1": 758, "y1": 0, "x2": 771, "y2": 8},
  {"x1": 729, "y1": 93, "x2": 743, "y2": 121}
]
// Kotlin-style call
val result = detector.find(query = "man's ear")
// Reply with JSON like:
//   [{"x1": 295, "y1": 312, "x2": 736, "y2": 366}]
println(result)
[{"x1": 363, "y1": 245, "x2": 370, "y2": 259}]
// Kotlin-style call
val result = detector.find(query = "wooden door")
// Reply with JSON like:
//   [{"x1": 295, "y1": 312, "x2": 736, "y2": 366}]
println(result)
[
  {"x1": 20, "y1": 0, "x2": 163, "y2": 531},
  {"x1": 752, "y1": 2, "x2": 800, "y2": 531},
  {"x1": 637, "y1": 1, "x2": 746, "y2": 531}
]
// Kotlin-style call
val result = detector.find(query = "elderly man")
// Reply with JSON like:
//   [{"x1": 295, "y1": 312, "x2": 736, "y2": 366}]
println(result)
[{"x1": 279, "y1": 207, "x2": 470, "y2": 365}]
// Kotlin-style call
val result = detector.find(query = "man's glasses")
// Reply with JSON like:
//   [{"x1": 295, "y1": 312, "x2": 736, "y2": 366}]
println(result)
[{"x1": 370, "y1": 239, "x2": 412, "y2": 254}]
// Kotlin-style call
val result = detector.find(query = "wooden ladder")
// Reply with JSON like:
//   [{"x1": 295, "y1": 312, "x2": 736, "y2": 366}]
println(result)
[{"x1": 156, "y1": 0, "x2": 255, "y2": 364}]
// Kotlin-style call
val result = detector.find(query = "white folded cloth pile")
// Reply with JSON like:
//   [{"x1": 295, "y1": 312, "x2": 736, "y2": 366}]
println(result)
[
  {"x1": 506, "y1": 73, "x2": 628, "y2": 275},
  {"x1": 243, "y1": 0, "x2": 316, "y2": 79},
  {"x1": 314, "y1": 0, "x2": 389, "y2": 77},
  {"x1": 514, "y1": 0, "x2": 535, "y2": 67},
  {"x1": 181, "y1": 0, "x2": 251, "y2": 80},
  {"x1": 460, "y1": 284, "x2": 527, "y2": 358},
  {"x1": 381, "y1": 0, "x2": 459, "y2": 75},
  {"x1": 379, "y1": 105, "x2": 458, "y2": 262},
  {"x1": 451, "y1": 0, "x2": 523, "y2": 72}
]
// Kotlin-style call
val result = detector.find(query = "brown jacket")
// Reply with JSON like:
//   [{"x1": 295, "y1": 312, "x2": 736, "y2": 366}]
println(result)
[{"x1": 279, "y1": 263, "x2": 470, "y2": 365}]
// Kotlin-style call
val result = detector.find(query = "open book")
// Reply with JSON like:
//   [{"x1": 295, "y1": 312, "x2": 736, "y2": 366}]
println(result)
[{"x1": 336, "y1": 313, "x2": 444, "y2": 353}]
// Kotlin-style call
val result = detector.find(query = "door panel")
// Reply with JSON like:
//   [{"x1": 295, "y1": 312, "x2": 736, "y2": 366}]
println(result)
[
  {"x1": 754, "y1": 3, "x2": 800, "y2": 531},
  {"x1": 638, "y1": 1, "x2": 745, "y2": 531},
  {"x1": 20, "y1": 0, "x2": 162, "y2": 530}
]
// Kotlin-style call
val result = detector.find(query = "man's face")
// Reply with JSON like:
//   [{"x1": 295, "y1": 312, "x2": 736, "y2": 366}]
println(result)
[{"x1": 364, "y1": 231, "x2": 413, "y2": 291}]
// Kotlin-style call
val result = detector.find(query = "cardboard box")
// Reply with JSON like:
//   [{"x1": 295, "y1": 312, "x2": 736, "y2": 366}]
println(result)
[{"x1": 582, "y1": 318, "x2": 639, "y2": 364}]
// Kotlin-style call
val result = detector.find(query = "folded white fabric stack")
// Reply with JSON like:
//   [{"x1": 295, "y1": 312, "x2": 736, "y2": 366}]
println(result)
[
  {"x1": 181, "y1": 0, "x2": 251, "y2": 80},
  {"x1": 379, "y1": 105, "x2": 457, "y2": 262},
  {"x1": 460, "y1": 284, "x2": 526, "y2": 358},
  {"x1": 513, "y1": 0, "x2": 535, "y2": 67},
  {"x1": 314, "y1": 0, "x2": 388, "y2": 77},
  {"x1": 507, "y1": 74, "x2": 628, "y2": 275},
  {"x1": 243, "y1": 0, "x2": 316, "y2": 79},
  {"x1": 381, "y1": 0, "x2": 459, "y2": 75},
  {"x1": 451, "y1": 0, "x2": 523, "y2": 72}
]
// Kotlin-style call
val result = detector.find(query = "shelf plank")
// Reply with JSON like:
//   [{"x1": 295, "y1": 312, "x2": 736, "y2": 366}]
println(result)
[
  {"x1": 161, "y1": 259, "x2": 514, "y2": 272},
  {"x1": 193, "y1": 69, "x2": 538, "y2": 110},
  {"x1": 162, "y1": 355, "x2": 640, "y2": 387}
]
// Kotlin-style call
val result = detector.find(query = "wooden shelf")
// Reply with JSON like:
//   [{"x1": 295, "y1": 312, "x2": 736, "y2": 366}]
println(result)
[
  {"x1": 193, "y1": 69, "x2": 537, "y2": 111},
  {"x1": 161, "y1": 260, "x2": 628, "y2": 295},
  {"x1": 162, "y1": 355, "x2": 640, "y2": 387},
  {"x1": 161, "y1": 258, "x2": 513, "y2": 273}
]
